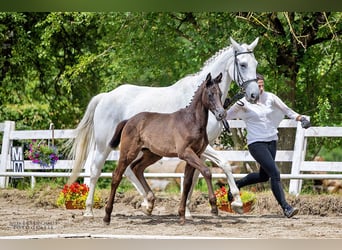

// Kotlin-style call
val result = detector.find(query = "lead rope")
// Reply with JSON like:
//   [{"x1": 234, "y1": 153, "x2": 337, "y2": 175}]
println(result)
[{"x1": 221, "y1": 91, "x2": 245, "y2": 133}]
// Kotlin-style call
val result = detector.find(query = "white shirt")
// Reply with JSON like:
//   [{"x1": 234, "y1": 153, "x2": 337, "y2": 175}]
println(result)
[{"x1": 226, "y1": 91, "x2": 299, "y2": 145}]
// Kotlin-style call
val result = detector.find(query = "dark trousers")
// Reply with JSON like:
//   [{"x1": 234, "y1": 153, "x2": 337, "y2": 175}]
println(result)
[{"x1": 236, "y1": 140, "x2": 289, "y2": 209}]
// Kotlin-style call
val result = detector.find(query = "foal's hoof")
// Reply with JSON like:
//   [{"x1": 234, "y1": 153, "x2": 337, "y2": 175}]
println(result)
[
  {"x1": 179, "y1": 217, "x2": 186, "y2": 225},
  {"x1": 211, "y1": 207, "x2": 219, "y2": 217},
  {"x1": 141, "y1": 206, "x2": 153, "y2": 216},
  {"x1": 103, "y1": 220, "x2": 110, "y2": 226},
  {"x1": 103, "y1": 216, "x2": 111, "y2": 225}
]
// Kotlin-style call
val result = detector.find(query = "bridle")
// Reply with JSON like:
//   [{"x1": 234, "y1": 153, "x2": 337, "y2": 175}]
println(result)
[
  {"x1": 234, "y1": 50, "x2": 257, "y2": 92},
  {"x1": 221, "y1": 50, "x2": 258, "y2": 133}
]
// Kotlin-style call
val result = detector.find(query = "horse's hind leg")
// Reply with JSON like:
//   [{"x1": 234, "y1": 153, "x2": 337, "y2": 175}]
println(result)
[
  {"x1": 184, "y1": 169, "x2": 200, "y2": 220},
  {"x1": 84, "y1": 147, "x2": 111, "y2": 217},
  {"x1": 104, "y1": 134, "x2": 143, "y2": 225},
  {"x1": 131, "y1": 150, "x2": 162, "y2": 215},
  {"x1": 202, "y1": 145, "x2": 243, "y2": 214},
  {"x1": 103, "y1": 158, "x2": 129, "y2": 225}
]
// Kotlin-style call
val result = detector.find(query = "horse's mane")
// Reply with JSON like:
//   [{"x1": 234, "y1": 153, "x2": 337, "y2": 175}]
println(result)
[
  {"x1": 182, "y1": 45, "x2": 232, "y2": 108},
  {"x1": 185, "y1": 45, "x2": 232, "y2": 79},
  {"x1": 201, "y1": 45, "x2": 232, "y2": 71},
  {"x1": 185, "y1": 77, "x2": 207, "y2": 108}
]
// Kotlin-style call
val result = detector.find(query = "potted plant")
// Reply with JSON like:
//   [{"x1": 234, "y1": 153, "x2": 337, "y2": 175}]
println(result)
[
  {"x1": 215, "y1": 186, "x2": 256, "y2": 213},
  {"x1": 25, "y1": 140, "x2": 59, "y2": 169},
  {"x1": 56, "y1": 182, "x2": 102, "y2": 209}
]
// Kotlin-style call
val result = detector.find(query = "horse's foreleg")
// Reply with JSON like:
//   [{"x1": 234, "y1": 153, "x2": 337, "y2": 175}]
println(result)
[
  {"x1": 180, "y1": 149, "x2": 218, "y2": 217},
  {"x1": 178, "y1": 163, "x2": 195, "y2": 225},
  {"x1": 202, "y1": 145, "x2": 243, "y2": 213}
]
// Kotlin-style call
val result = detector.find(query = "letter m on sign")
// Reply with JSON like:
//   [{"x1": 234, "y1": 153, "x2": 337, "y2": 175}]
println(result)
[
  {"x1": 11, "y1": 147, "x2": 23, "y2": 161},
  {"x1": 11, "y1": 147, "x2": 25, "y2": 176}
]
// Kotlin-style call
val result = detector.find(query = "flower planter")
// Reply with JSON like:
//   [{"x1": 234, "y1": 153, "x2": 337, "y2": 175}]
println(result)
[
  {"x1": 218, "y1": 200, "x2": 255, "y2": 213},
  {"x1": 65, "y1": 201, "x2": 84, "y2": 209},
  {"x1": 57, "y1": 183, "x2": 102, "y2": 209},
  {"x1": 25, "y1": 140, "x2": 59, "y2": 169}
]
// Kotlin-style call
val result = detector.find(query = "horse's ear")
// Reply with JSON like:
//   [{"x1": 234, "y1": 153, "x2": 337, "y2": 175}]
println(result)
[
  {"x1": 230, "y1": 37, "x2": 241, "y2": 51},
  {"x1": 214, "y1": 72, "x2": 223, "y2": 83},
  {"x1": 247, "y1": 37, "x2": 259, "y2": 51},
  {"x1": 205, "y1": 73, "x2": 212, "y2": 82}
]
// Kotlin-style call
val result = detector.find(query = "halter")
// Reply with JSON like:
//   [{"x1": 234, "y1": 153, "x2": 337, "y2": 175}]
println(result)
[{"x1": 234, "y1": 50, "x2": 257, "y2": 91}]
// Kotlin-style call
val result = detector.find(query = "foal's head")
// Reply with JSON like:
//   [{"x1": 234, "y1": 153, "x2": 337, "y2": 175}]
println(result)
[{"x1": 202, "y1": 72, "x2": 226, "y2": 121}]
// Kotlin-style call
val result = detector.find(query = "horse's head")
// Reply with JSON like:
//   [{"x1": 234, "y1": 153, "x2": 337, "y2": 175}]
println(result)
[
  {"x1": 229, "y1": 37, "x2": 259, "y2": 104},
  {"x1": 204, "y1": 72, "x2": 226, "y2": 121}
]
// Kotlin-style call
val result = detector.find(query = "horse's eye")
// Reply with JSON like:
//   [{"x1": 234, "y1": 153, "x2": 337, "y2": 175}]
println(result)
[{"x1": 240, "y1": 63, "x2": 247, "y2": 69}]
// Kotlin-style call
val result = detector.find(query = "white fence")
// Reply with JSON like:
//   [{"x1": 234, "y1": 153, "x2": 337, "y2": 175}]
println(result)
[{"x1": 1, "y1": 120, "x2": 342, "y2": 194}]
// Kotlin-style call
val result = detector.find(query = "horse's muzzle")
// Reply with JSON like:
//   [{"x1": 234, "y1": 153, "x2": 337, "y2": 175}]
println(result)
[
  {"x1": 215, "y1": 109, "x2": 227, "y2": 121},
  {"x1": 245, "y1": 83, "x2": 259, "y2": 103},
  {"x1": 247, "y1": 93, "x2": 259, "y2": 104}
]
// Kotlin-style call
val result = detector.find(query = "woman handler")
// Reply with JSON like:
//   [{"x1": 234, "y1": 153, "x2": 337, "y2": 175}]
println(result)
[{"x1": 226, "y1": 73, "x2": 311, "y2": 218}]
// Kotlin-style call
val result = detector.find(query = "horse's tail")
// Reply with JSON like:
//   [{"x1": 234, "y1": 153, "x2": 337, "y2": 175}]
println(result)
[
  {"x1": 109, "y1": 120, "x2": 128, "y2": 148},
  {"x1": 67, "y1": 93, "x2": 107, "y2": 185}
]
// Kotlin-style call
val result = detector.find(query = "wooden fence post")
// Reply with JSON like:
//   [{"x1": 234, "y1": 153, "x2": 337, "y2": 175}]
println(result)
[
  {"x1": 288, "y1": 122, "x2": 306, "y2": 195},
  {"x1": 0, "y1": 121, "x2": 15, "y2": 188}
]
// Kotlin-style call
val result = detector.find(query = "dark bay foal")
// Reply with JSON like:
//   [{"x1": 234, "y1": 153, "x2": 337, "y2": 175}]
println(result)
[{"x1": 103, "y1": 73, "x2": 226, "y2": 225}]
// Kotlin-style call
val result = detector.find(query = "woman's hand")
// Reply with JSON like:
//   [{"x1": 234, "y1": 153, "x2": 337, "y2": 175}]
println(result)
[{"x1": 300, "y1": 117, "x2": 311, "y2": 129}]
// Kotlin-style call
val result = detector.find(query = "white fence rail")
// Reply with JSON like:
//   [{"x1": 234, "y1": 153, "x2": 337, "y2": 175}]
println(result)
[
  {"x1": 288, "y1": 125, "x2": 342, "y2": 194},
  {"x1": 1, "y1": 120, "x2": 342, "y2": 194}
]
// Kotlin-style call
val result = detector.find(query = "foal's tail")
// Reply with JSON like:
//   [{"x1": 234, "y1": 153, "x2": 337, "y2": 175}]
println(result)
[
  {"x1": 67, "y1": 93, "x2": 106, "y2": 185},
  {"x1": 109, "y1": 120, "x2": 128, "y2": 149}
]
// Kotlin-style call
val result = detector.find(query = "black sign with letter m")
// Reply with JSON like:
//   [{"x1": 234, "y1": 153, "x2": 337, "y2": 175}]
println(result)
[{"x1": 11, "y1": 147, "x2": 24, "y2": 177}]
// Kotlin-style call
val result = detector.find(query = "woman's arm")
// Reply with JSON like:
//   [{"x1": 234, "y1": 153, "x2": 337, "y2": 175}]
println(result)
[
  {"x1": 226, "y1": 100, "x2": 244, "y2": 120},
  {"x1": 272, "y1": 93, "x2": 311, "y2": 128},
  {"x1": 272, "y1": 93, "x2": 299, "y2": 120}
]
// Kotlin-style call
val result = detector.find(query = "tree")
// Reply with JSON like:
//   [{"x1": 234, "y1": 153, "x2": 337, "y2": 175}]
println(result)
[{"x1": 0, "y1": 12, "x2": 340, "y2": 134}]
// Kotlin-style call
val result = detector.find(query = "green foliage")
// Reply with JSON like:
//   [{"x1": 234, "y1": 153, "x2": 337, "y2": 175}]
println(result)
[
  {"x1": 0, "y1": 12, "x2": 340, "y2": 153},
  {"x1": 313, "y1": 96, "x2": 332, "y2": 126}
]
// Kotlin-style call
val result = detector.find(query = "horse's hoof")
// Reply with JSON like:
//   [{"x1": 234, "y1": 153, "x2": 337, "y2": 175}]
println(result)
[
  {"x1": 231, "y1": 202, "x2": 244, "y2": 214},
  {"x1": 83, "y1": 212, "x2": 94, "y2": 218},
  {"x1": 185, "y1": 213, "x2": 193, "y2": 220},
  {"x1": 185, "y1": 208, "x2": 193, "y2": 220}
]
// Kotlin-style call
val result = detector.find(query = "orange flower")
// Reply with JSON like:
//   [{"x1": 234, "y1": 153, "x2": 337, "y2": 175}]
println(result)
[{"x1": 56, "y1": 182, "x2": 95, "y2": 209}]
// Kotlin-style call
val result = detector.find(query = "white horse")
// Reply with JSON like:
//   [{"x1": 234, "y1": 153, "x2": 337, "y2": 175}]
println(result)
[{"x1": 68, "y1": 37, "x2": 259, "y2": 218}]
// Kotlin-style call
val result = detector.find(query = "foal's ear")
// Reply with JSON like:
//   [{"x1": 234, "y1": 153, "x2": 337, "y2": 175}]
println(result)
[
  {"x1": 205, "y1": 73, "x2": 212, "y2": 82},
  {"x1": 214, "y1": 72, "x2": 223, "y2": 83}
]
